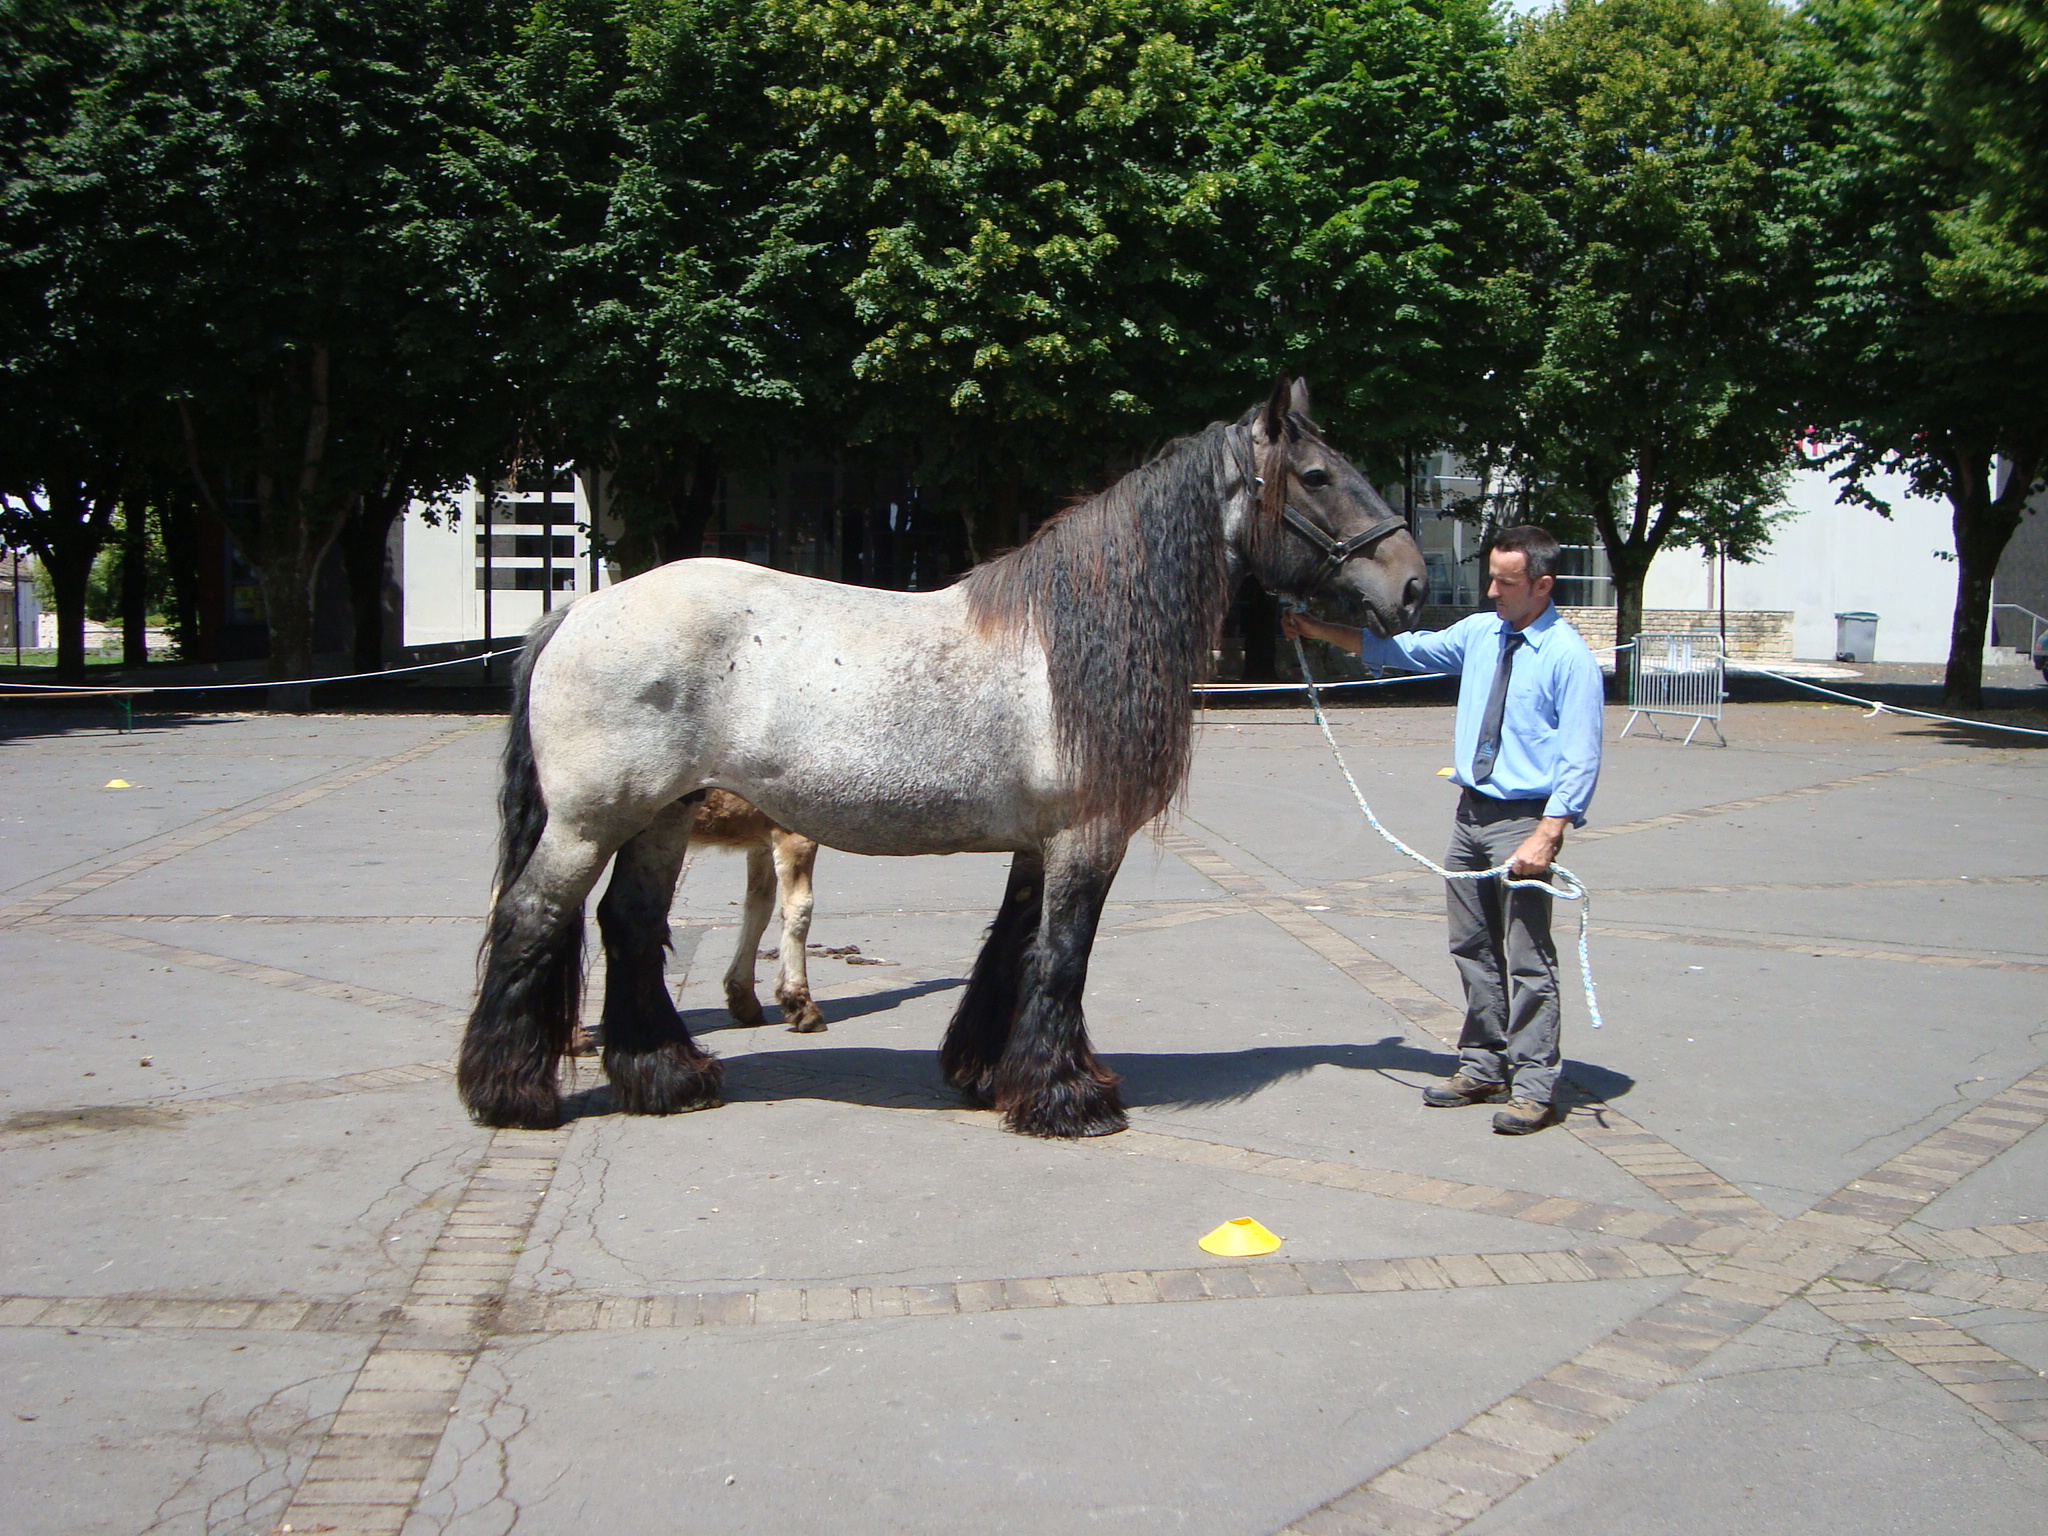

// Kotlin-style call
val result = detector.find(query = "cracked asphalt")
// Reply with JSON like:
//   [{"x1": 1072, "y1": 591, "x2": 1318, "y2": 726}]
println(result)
[{"x1": 1, "y1": 696, "x2": 2044, "y2": 1535}]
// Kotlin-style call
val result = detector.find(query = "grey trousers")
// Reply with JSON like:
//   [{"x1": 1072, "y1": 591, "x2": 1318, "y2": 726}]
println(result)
[{"x1": 1444, "y1": 790, "x2": 1561, "y2": 1105}]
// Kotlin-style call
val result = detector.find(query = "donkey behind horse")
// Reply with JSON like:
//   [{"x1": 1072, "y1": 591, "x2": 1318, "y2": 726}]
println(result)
[{"x1": 461, "y1": 378, "x2": 1425, "y2": 1138}]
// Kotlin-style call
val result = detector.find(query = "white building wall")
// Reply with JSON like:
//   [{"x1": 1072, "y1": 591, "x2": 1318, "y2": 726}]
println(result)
[
  {"x1": 1644, "y1": 462, "x2": 1959, "y2": 662},
  {"x1": 401, "y1": 476, "x2": 613, "y2": 649}
]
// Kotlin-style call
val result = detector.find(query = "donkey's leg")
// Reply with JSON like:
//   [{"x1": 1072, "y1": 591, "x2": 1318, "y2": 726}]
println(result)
[
  {"x1": 460, "y1": 824, "x2": 612, "y2": 1130},
  {"x1": 992, "y1": 828, "x2": 1127, "y2": 1138},
  {"x1": 722, "y1": 846, "x2": 775, "y2": 1027},
  {"x1": 940, "y1": 851, "x2": 1045, "y2": 1107},
  {"x1": 599, "y1": 800, "x2": 725, "y2": 1115},
  {"x1": 772, "y1": 831, "x2": 825, "y2": 1032}
]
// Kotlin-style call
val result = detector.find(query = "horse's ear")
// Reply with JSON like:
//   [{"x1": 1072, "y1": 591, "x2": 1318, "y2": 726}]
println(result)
[
  {"x1": 1256, "y1": 375, "x2": 1295, "y2": 444},
  {"x1": 1289, "y1": 377, "x2": 1312, "y2": 422}
]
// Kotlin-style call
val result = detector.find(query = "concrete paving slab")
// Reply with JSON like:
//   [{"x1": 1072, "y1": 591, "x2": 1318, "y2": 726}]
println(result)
[
  {"x1": 61, "y1": 745, "x2": 495, "y2": 918},
  {"x1": 0, "y1": 926, "x2": 461, "y2": 1113},
  {"x1": 509, "y1": 1099, "x2": 1605, "y2": 1299},
  {"x1": 0, "y1": 1324, "x2": 369, "y2": 1536},
  {"x1": 2, "y1": 1084, "x2": 481, "y2": 1303},
  {"x1": 1916, "y1": 1122, "x2": 2048, "y2": 1230},
  {"x1": 1322, "y1": 906, "x2": 2048, "y2": 1214},
  {"x1": 412, "y1": 1279, "x2": 1676, "y2": 1536},
  {"x1": 1463, "y1": 1325, "x2": 2048, "y2": 1535},
  {"x1": 2, "y1": 703, "x2": 2042, "y2": 1532}
]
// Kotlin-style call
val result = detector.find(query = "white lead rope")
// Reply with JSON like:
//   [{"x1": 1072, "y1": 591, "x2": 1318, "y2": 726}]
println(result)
[{"x1": 1287, "y1": 629, "x2": 1605, "y2": 1029}]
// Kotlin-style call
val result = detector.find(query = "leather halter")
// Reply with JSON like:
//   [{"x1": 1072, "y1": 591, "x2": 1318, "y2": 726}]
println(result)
[{"x1": 1239, "y1": 430, "x2": 1409, "y2": 593}]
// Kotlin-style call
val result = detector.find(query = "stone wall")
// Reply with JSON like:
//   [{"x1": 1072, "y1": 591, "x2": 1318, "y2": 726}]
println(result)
[{"x1": 1418, "y1": 605, "x2": 1794, "y2": 662}]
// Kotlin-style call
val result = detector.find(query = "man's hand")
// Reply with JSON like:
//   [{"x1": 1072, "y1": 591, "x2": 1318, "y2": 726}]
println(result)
[
  {"x1": 1507, "y1": 816, "x2": 1568, "y2": 879},
  {"x1": 1279, "y1": 609, "x2": 1360, "y2": 654}
]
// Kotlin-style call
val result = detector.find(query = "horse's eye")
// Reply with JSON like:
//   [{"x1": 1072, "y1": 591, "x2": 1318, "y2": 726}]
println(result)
[{"x1": 1298, "y1": 468, "x2": 1330, "y2": 490}]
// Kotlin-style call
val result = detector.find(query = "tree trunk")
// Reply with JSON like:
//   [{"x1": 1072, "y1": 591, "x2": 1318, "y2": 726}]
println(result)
[
  {"x1": 121, "y1": 498, "x2": 150, "y2": 668},
  {"x1": 47, "y1": 550, "x2": 91, "y2": 684},
  {"x1": 1610, "y1": 553, "x2": 1649, "y2": 662},
  {"x1": 159, "y1": 490, "x2": 203, "y2": 662},
  {"x1": 667, "y1": 443, "x2": 721, "y2": 566},
  {"x1": 340, "y1": 488, "x2": 406, "y2": 674},
  {"x1": 1941, "y1": 443, "x2": 2037, "y2": 708},
  {"x1": 1240, "y1": 581, "x2": 1281, "y2": 682},
  {"x1": 253, "y1": 540, "x2": 323, "y2": 710}
]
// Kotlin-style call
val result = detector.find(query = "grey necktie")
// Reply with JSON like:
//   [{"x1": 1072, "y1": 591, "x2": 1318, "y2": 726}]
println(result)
[{"x1": 1472, "y1": 630, "x2": 1526, "y2": 784}]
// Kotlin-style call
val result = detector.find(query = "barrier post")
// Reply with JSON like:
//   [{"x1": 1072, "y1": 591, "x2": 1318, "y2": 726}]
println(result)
[{"x1": 1623, "y1": 631, "x2": 1727, "y2": 746}]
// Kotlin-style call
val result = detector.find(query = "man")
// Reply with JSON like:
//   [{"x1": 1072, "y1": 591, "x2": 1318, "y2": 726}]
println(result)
[{"x1": 1282, "y1": 525, "x2": 1604, "y2": 1134}]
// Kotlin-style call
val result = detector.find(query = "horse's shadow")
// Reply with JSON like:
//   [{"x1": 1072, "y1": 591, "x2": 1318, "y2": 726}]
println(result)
[{"x1": 560, "y1": 981, "x2": 1636, "y2": 1119}]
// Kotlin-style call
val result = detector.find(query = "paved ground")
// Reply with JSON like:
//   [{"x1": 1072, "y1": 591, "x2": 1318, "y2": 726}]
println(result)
[{"x1": 2, "y1": 696, "x2": 2045, "y2": 1536}]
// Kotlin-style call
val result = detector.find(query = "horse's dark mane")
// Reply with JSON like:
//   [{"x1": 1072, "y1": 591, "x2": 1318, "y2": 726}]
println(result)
[{"x1": 961, "y1": 424, "x2": 1234, "y2": 829}]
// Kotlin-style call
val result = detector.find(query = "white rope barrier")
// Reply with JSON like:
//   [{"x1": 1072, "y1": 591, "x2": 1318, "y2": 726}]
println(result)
[
  {"x1": 0, "y1": 646, "x2": 525, "y2": 696},
  {"x1": 1724, "y1": 660, "x2": 2048, "y2": 740},
  {"x1": 1286, "y1": 628, "x2": 1605, "y2": 1029}
]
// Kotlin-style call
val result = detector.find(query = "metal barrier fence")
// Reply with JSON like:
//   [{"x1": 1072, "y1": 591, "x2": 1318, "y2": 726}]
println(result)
[{"x1": 1623, "y1": 631, "x2": 1726, "y2": 746}]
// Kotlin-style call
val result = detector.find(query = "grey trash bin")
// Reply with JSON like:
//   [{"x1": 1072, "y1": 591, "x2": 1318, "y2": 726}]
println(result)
[{"x1": 1835, "y1": 611, "x2": 1878, "y2": 663}]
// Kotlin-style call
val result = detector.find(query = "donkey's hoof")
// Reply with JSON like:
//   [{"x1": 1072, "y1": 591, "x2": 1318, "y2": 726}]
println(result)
[
  {"x1": 1001, "y1": 1079, "x2": 1127, "y2": 1139},
  {"x1": 459, "y1": 1076, "x2": 563, "y2": 1131},
  {"x1": 725, "y1": 989, "x2": 766, "y2": 1028},
  {"x1": 781, "y1": 997, "x2": 826, "y2": 1033},
  {"x1": 605, "y1": 1049, "x2": 724, "y2": 1116}
]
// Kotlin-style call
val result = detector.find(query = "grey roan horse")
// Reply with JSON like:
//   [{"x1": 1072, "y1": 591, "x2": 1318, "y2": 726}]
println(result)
[{"x1": 460, "y1": 379, "x2": 1425, "y2": 1138}]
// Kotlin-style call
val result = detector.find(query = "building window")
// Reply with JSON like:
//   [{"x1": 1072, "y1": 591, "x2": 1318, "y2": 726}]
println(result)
[
  {"x1": 1553, "y1": 545, "x2": 1614, "y2": 608},
  {"x1": 477, "y1": 568, "x2": 578, "y2": 592}
]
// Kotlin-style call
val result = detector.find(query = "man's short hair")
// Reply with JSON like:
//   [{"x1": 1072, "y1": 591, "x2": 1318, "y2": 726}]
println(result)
[{"x1": 1489, "y1": 525, "x2": 1562, "y2": 583}]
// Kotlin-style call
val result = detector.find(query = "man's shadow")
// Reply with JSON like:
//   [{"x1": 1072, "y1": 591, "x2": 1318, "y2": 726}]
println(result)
[{"x1": 562, "y1": 977, "x2": 1635, "y2": 1119}]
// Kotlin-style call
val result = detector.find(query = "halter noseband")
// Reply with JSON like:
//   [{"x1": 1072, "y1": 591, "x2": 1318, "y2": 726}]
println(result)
[{"x1": 1239, "y1": 429, "x2": 1409, "y2": 594}]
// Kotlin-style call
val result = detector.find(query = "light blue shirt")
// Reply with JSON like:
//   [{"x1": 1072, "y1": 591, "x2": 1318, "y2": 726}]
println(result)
[{"x1": 1354, "y1": 605, "x2": 1605, "y2": 825}]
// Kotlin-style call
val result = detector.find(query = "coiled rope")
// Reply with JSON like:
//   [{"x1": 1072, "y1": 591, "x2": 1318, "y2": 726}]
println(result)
[{"x1": 1286, "y1": 627, "x2": 1605, "y2": 1028}]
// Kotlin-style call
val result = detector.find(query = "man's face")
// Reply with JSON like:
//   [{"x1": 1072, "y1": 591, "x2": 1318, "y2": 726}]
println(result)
[{"x1": 1487, "y1": 548, "x2": 1554, "y2": 630}]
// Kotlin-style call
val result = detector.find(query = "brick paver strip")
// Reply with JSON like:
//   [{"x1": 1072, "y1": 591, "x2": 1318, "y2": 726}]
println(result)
[
  {"x1": 272, "y1": 1126, "x2": 570, "y2": 1536},
  {"x1": 1568, "y1": 756, "x2": 1975, "y2": 844},
  {"x1": 1808, "y1": 1285, "x2": 2048, "y2": 1446},
  {"x1": 1274, "y1": 1058, "x2": 2048, "y2": 1533},
  {"x1": 1151, "y1": 822, "x2": 1780, "y2": 1227},
  {"x1": 0, "y1": 721, "x2": 488, "y2": 927}
]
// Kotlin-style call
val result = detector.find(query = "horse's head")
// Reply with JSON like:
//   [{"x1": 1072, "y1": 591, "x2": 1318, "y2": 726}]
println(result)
[{"x1": 1228, "y1": 377, "x2": 1426, "y2": 638}]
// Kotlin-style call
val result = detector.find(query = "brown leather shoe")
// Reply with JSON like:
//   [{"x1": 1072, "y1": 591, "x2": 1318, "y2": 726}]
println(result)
[
  {"x1": 1492, "y1": 1096, "x2": 1554, "y2": 1135},
  {"x1": 1423, "y1": 1072, "x2": 1511, "y2": 1108}
]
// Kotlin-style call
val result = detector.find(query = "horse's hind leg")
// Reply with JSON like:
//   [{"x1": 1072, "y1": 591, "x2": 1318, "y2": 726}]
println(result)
[
  {"x1": 598, "y1": 800, "x2": 725, "y2": 1115},
  {"x1": 722, "y1": 846, "x2": 775, "y2": 1027},
  {"x1": 992, "y1": 828, "x2": 1127, "y2": 1138},
  {"x1": 461, "y1": 825, "x2": 611, "y2": 1130},
  {"x1": 940, "y1": 850, "x2": 1044, "y2": 1106},
  {"x1": 772, "y1": 830, "x2": 824, "y2": 1032}
]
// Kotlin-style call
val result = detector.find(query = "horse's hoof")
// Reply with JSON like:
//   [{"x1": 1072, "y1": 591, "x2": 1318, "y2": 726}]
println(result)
[
  {"x1": 782, "y1": 998, "x2": 825, "y2": 1033},
  {"x1": 459, "y1": 1077, "x2": 564, "y2": 1131},
  {"x1": 568, "y1": 1024, "x2": 603, "y2": 1057},
  {"x1": 1001, "y1": 1079, "x2": 1127, "y2": 1139},
  {"x1": 725, "y1": 990, "x2": 766, "y2": 1027},
  {"x1": 606, "y1": 1049, "x2": 724, "y2": 1116}
]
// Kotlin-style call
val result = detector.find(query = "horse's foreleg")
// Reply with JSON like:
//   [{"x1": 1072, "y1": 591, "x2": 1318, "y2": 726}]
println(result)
[
  {"x1": 598, "y1": 801, "x2": 725, "y2": 1115},
  {"x1": 461, "y1": 825, "x2": 611, "y2": 1130},
  {"x1": 941, "y1": 850, "x2": 1044, "y2": 1107},
  {"x1": 772, "y1": 831, "x2": 824, "y2": 1032},
  {"x1": 722, "y1": 847, "x2": 775, "y2": 1027},
  {"x1": 992, "y1": 828, "x2": 1127, "y2": 1138}
]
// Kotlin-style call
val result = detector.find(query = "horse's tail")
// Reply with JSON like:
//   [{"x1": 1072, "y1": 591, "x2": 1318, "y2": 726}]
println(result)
[
  {"x1": 492, "y1": 606, "x2": 575, "y2": 906},
  {"x1": 463, "y1": 604, "x2": 583, "y2": 1129}
]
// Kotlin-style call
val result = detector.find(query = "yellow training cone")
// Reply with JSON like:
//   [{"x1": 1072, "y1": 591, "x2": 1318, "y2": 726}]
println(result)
[
  {"x1": 1436, "y1": 766, "x2": 1455, "y2": 777},
  {"x1": 1198, "y1": 1217, "x2": 1283, "y2": 1257},
  {"x1": 104, "y1": 779, "x2": 131, "y2": 789}
]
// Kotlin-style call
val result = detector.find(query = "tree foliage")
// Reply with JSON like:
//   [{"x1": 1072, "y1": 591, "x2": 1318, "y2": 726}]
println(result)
[
  {"x1": 1486, "y1": 0, "x2": 1808, "y2": 650},
  {"x1": 1799, "y1": 0, "x2": 2048, "y2": 704}
]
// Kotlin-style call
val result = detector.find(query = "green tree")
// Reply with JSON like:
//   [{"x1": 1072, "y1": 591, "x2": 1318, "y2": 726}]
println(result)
[
  {"x1": 1491, "y1": 0, "x2": 1810, "y2": 649},
  {"x1": 25, "y1": 1, "x2": 526, "y2": 698},
  {"x1": 1799, "y1": 0, "x2": 2048, "y2": 705},
  {"x1": 0, "y1": 0, "x2": 140, "y2": 680}
]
